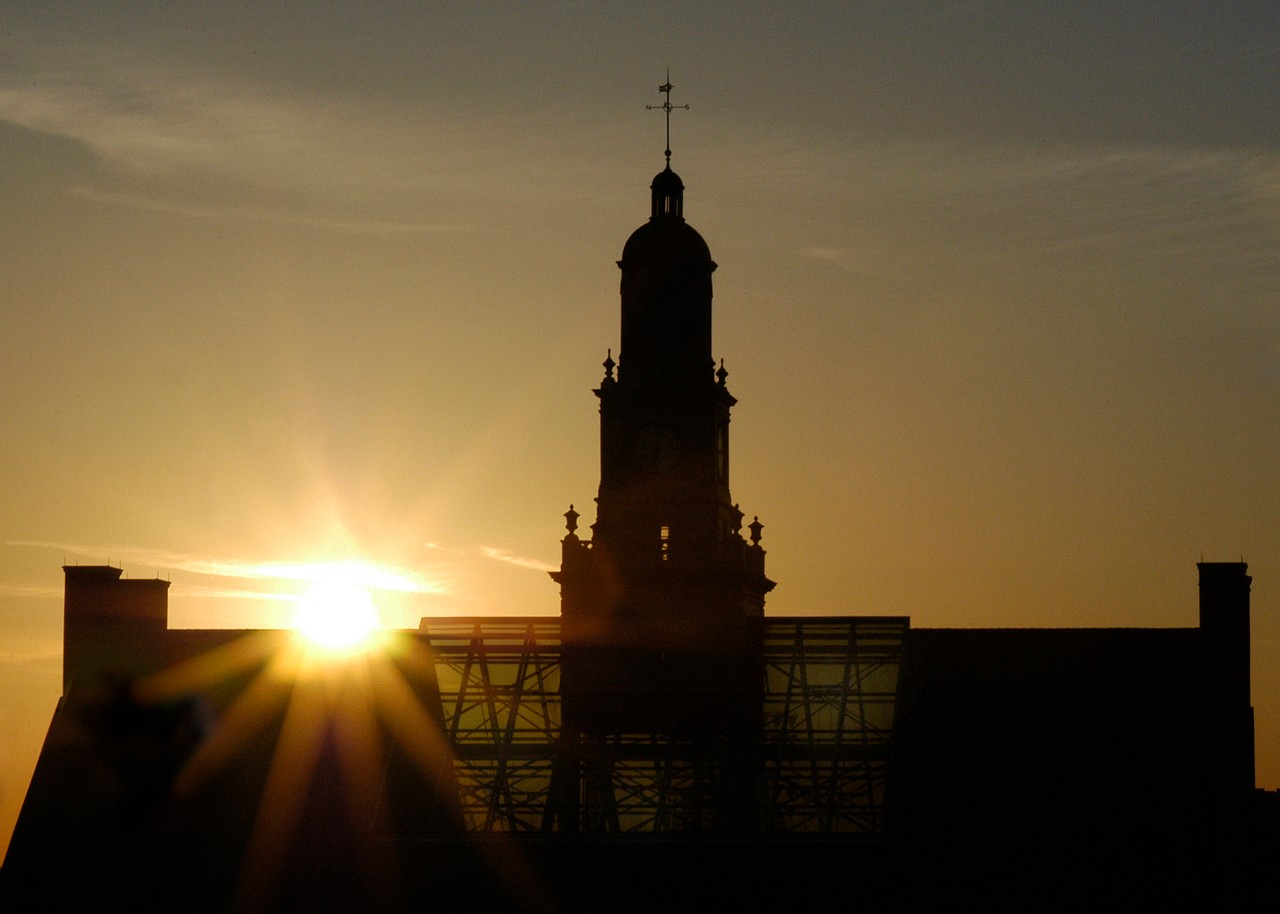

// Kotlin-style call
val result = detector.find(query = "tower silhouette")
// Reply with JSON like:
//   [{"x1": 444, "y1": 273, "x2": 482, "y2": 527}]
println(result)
[
  {"x1": 552, "y1": 155, "x2": 774, "y2": 739},
  {"x1": 544, "y1": 83, "x2": 776, "y2": 829}
]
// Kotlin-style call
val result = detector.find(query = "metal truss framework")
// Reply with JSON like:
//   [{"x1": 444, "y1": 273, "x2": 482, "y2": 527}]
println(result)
[{"x1": 420, "y1": 616, "x2": 907, "y2": 834}]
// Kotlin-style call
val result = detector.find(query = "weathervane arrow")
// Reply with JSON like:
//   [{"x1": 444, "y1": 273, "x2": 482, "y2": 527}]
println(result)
[{"x1": 646, "y1": 68, "x2": 689, "y2": 166}]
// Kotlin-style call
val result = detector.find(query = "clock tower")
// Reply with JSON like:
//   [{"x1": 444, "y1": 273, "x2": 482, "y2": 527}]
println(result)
[{"x1": 552, "y1": 86, "x2": 774, "y2": 737}]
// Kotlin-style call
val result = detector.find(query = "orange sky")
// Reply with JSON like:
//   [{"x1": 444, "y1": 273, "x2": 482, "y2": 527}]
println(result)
[{"x1": 2, "y1": 3, "x2": 1278, "y2": 856}]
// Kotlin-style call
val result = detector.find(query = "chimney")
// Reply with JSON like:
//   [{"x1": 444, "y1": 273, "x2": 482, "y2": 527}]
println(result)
[
  {"x1": 1197, "y1": 561, "x2": 1252, "y2": 707},
  {"x1": 63, "y1": 565, "x2": 170, "y2": 694},
  {"x1": 1197, "y1": 561, "x2": 1255, "y2": 808}
]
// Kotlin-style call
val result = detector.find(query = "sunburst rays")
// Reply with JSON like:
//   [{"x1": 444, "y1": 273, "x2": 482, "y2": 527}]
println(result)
[{"x1": 133, "y1": 616, "x2": 463, "y2": 904}]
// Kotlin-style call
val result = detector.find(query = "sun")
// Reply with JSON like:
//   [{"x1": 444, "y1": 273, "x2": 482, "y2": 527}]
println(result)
[
  {"x1": 292, "y1": 572, "x2": 382, "y2": 653},
  {"x1": 134, "y1": 555, "x2": 456, "y2": 910}
]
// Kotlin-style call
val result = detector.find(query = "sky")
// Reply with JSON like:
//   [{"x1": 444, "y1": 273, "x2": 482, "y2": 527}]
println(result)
[{"x1": 1, "y1": 2, "x2": 1278, "y2": 855}]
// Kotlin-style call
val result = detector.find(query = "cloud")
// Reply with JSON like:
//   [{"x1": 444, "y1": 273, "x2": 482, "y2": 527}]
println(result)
[
  {"x1": 0, "y1": 583, "x2": 61, "y2": 600},
  {"x1": 713, "y1": 132, "x2": 1280, "y2": 278},
  {"x1": 801, "y1": 247, "x2": 853, "y2": 269},
  {"x1": 14, "y1": 34, "x2": 1272, "y2": 274},
  {"x1": 68, "y1": 185, "x2": 469, "y2": 236},
  {"x1": 0, "y1": 40, "x2": 521, "y2": 229},
  {"x1": 6, "y1": 541, "x2": 447, "y2": 595},
  {"x1": 171, "y1": 585, "x2": 296, "y2": 603},
  {"x1": 479, "y1": 546, "x2": 556, "y2": 573},
  {"x1": 0, "y1": 648, "x2": 61, "y2": 666}
]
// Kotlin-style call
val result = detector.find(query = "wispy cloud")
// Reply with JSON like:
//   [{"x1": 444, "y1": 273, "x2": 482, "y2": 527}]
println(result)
[
  {"x1": 174, "y1": 585, "x2": 296, "y2": 603},
  {"x1": 68, "y1": 185, "x2": 469, "y2": 236},
  {"x1": 0, "y1": 40, "x2": 526, "y2": 229},
  {"x1": 799, "y1": 246, "x2": 890, "y2": 280},
  {"x1": 802, "y1": 247, "x2": 854, "y2": 269},
  {"x1": 0, "y1": 583, "x2": 61, "y2": 600},
  {"x1": 6, "y1": 539, "x2": 174, "y2": 571},
  {"x1": 479, "y1": 546, "x2": 556, "y2": 573},
  {"x1": 711, "y1": 132, "x2": 1280, "y2": 277},
  {"x1": 0, "y1": 647, "x2": 61, "y2": 666},
  {"x1": 6, "y1": 540, "x2": 446, "y2": 595}
]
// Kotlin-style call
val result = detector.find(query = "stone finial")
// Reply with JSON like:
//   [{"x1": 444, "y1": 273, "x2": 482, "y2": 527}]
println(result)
[
  {"x1": 564, "y1": 504, "x2": 580, "y2": 536},
  {"x1": 602, "y1": 350, "x2": 616, "y2": 386},
  {"x1": 748, "y1": 516, "x2": 763, "y2": 546}
]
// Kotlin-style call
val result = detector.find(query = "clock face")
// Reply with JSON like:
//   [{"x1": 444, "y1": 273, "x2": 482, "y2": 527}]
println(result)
[{"x1": 633, "y1": 424, "x2": 682, "y2": 473}]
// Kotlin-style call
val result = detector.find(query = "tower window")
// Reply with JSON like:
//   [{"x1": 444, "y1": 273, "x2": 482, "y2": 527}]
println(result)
[{"x1": 660, "y1": 525, "x2": 670, "y2": 561}]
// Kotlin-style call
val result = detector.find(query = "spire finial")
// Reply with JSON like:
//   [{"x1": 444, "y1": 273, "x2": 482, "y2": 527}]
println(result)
[
  {"x1": 646, "y1": 68, "x2": 688, "y2": 167},
  {"x1": 602, "y1": 348, "x2": 616, "y2": 386}
]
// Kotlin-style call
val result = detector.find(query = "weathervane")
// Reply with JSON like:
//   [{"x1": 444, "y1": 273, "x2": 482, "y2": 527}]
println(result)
[{"x1": 646, "y1": 68, "x2": 688, "y2": 167}]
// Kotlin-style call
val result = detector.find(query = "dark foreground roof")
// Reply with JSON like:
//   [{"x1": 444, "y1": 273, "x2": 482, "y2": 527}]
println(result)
[
  {"x1": 2, "y1": 560, "x2": 1272, "y2": 910},
  {"x1": 890, "y1": 628, "x2": 1246, "y2": 843}
]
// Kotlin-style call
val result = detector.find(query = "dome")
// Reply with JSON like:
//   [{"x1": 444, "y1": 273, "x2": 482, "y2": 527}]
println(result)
[
  {"x1": 621, "y1": 217, "x2": 712, "y2": 265},
  {"x1": 619, "y1": 166, "x2": 713, "y2": 265}
]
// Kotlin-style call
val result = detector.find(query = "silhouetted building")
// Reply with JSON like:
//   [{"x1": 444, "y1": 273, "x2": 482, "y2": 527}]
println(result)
[
  {"x1": 548, "y1": 156, "x2": 773, "y2": 830},
  {"x1": 2, "y1": 132, "x2": 1271, "y2": 909}
]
